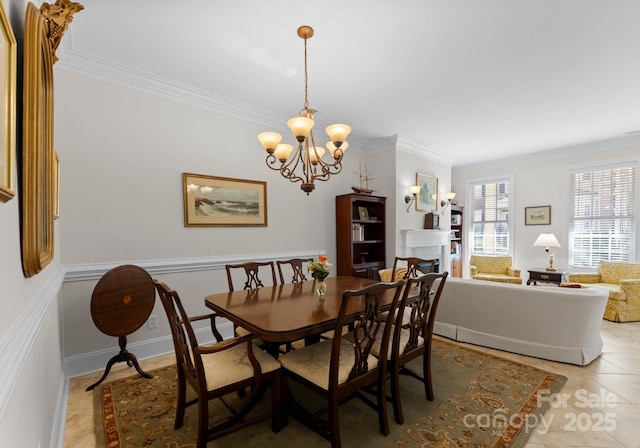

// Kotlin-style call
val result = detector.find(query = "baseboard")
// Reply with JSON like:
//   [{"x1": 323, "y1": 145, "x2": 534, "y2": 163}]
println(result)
[
  {"x1": 64, "y1": 321, "x2": 235, "y2": 378},
  {"x1": 433, "y1": 321, "x2": 458, "y2": 340},
  {"x1": 51, "y1": 374, "x2": 69, "y2": 448}
]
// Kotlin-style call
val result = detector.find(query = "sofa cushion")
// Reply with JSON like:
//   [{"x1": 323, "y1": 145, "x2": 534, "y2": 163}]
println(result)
[
  {"x1": 473, "y1": 274, "x2": 523, "y2": 284},
  {"x1": 470, "y1": 255, "x2": 513, "y2": 275}
]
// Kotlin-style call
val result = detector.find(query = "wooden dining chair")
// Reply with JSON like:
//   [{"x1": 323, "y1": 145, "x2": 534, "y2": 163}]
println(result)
[
  {"x1": 381, "y1": 257, "x2": 438, "y2": 324},
  {"x1": 279, "y1": 280, "x2": 405, "y2": 448},
  {"x1": 225, "y1": 261, "x2": 277, "y2": 291},
  {"x1": 225, "y1": 261, "x2": 278, "y2": 345},
  {"x1": 375, "y1": 271, "x2": 449, "y2": 425},
  {"x1": 276, "y1": 257, "x2": 313, "y2": 284},
  {"x1": 153, "y1": 280, "x2": 283, "y2": 448},
  {"x1": 391, "y1": 256, "x2": 438, "y2": 280}
]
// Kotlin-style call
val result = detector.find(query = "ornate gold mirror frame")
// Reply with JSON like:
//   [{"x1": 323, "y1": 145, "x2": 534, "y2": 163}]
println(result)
[{"x1": 22, "y1": 1, "x2": 82, "y2": 277}]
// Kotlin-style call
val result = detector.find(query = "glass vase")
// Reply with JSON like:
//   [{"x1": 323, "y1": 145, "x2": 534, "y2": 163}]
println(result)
[{"x1": 316, "y1": 280, "x2": 327, "y2": 301}]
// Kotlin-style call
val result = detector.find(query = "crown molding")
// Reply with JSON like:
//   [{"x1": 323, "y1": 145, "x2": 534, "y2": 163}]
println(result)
[
  {"x1": 396, "y1": 136, "x2": 454, "y2": 166},
  {"x1": 453, "y1": 133, "x2": 640, "y2": 175}
]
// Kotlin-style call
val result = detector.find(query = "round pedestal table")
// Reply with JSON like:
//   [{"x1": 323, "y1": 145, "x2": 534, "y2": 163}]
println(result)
[{"x1": 85, "y1": 265, "x2": 155, "y2": 391}]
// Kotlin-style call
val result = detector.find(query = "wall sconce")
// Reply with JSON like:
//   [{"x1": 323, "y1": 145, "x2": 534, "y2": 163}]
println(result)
[
  {"x1": 533, "y1": 233, "x2": 561, "y2": 271},
  {"x1": 440, "y1": 192, "x2": 456, "y2": 211},
  {"x1": 404, "y1": 185, "x2": 421, "y2": 212}
]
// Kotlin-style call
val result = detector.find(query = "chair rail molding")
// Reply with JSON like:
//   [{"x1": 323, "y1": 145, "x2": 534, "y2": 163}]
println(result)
[{"x1": 63, "y1": 250, "x2": 326, "y2": 282}]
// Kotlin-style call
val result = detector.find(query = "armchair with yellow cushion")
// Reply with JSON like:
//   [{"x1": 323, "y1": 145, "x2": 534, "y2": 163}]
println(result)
[
  {"x1": 568, "y1": 261, "x2": 640, "y2": 322},
  {"x1": 469, "y1": 255, "x2": 522, "y2": 284}
]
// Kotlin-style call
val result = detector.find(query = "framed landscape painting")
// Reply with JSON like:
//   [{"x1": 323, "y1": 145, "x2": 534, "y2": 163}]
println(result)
[
  {"x1": 525, "y1": 205, "x2": 551, "y2": 225},
  {"x1": 416, "y1": 173, "x2": 437, "y2": 211},
  {"x1": 183, "y1": 173, "x2": 267, "y2": 227}
]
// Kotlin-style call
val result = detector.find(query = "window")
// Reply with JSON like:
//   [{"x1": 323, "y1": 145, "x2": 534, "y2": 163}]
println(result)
[
  {"x1": 569, "y1": 164, "x2": 636, "y2": 268},
  {"x1": 469, "y1": 177, "x2": 512, "y2": 254}
]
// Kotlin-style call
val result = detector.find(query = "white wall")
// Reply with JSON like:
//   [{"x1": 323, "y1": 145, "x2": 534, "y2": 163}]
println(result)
[
  {"x1": 394, "y1": 148, "x2": 453, "y2": 261},
  {"x1": 452, "y1": 143, "x2": 640, "y2": 277}
]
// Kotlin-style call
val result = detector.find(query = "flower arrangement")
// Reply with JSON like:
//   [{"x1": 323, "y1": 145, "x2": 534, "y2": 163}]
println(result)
[{"x1": 308, "y1": 256, "x2": 331, "y2": 281}]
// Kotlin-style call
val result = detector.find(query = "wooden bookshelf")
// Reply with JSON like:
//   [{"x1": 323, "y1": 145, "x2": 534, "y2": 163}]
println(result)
[
  {"x1": 450, "y1": 205, "x2": 463, "y2": 277},
  {"x1": 336, "y1": 194, "x2": 386, "y2": 279}
]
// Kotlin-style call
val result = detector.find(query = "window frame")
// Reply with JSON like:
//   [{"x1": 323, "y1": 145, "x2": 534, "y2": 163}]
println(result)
[
  {"x1": 567, "y1": 161, "x2": 637, "y2": 269},
  {"x1": 465, "y1": 174, "x2": 515, "y2": 257}
]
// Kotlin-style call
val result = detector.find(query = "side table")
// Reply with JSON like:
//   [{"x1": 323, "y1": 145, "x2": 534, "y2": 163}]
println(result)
[
  {"x1": 527, "y1": 268, "x2": 568, "y2": 286},
  {"x1": 86, "y1": 265, "x2": 156, "y2": 391}
]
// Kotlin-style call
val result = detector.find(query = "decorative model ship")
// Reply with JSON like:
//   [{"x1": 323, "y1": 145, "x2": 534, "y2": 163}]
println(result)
[{"x1": 352, "y1": 164, "x2": 374, "y2": 195}]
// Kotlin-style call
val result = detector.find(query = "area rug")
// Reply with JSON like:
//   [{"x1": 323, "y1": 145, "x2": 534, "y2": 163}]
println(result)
[{"x1": 94, "y1": 338, "x2": 566, "y2": 448}]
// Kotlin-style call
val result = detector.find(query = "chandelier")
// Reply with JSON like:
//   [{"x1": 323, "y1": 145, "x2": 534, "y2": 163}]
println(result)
[{"x1": 258, "y1": 25, "x2": 351, "y2": 195}]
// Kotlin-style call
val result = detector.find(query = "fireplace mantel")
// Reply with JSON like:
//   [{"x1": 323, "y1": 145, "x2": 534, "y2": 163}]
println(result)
[{"x1": 400, "y1": 229, "x2": 451, "y2": 272}]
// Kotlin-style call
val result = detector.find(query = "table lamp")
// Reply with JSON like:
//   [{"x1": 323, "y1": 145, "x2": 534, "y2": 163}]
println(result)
[{"x1": 533, "y1": 233, "x2": 561, "y2": 271}]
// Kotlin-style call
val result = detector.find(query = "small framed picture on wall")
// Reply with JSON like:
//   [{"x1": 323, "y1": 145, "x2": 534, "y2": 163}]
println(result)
[{"x1": 525, "y1": 205, "x2": 551, "y2": 225}]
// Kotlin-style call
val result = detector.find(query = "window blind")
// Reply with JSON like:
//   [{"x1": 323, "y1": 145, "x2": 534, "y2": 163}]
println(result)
[
  {"x1": 569, "y1": 164, "x2": 636, "y2": 268},
  {"x1": 470, "y1": 178, "x2": 511, "y2": 254}
]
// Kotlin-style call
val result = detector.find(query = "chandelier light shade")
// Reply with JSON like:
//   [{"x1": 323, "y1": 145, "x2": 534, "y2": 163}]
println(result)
[
  {"x1": 533, "y1": 233, "x2": 561, "y2": 271},
  {"x1": 258, "y1": 25, "x2": 351, "y2": 194}
]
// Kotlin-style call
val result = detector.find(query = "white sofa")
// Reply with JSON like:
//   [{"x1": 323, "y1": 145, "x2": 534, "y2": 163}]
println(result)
[{"x1": 434, "y1": 278, "x2": 609, "y2": 365}]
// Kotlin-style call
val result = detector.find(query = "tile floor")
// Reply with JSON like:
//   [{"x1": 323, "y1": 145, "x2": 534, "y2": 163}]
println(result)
[{"x1": 64, "y1": 320, "x2": 640, "y2": 447}]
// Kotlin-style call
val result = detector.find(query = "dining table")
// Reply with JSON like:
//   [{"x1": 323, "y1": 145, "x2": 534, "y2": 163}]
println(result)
[{"x1": 204, "y1": 276, "x2": 395, "y2": 357}]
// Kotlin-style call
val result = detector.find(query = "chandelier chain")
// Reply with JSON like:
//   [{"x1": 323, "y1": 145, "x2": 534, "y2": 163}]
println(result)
[{"x1": 303, "y1": 36, "x2": 309, "y2": 111}]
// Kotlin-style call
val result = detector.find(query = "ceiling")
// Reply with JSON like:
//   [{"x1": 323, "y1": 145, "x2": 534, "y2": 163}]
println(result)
[{"x1": 55, "y1": 0, "x2": 640, "y2": 167}]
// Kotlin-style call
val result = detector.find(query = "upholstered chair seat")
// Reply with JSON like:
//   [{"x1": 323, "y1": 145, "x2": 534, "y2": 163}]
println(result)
[
  {"x1": 197, "y1": 342, "x2": 281, "y2": 391},
  {"x1": 469, "y1": 255, "x2": 522, "y2": 284},
  {"x1": 279, "y1": 338, "x2": 377, "y2": 389}
]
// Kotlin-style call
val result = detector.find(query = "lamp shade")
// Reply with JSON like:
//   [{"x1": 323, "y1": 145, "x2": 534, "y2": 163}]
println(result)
[
  {"x1": 287, "y1": 116, "x2": 314, "y2": 142},
  {"x1": 408, "y1": 185, "x2": 421, "y2": 195},
  {"x1": 275, "y1": 144, "x2": 293, "y2": 162},
  {"x1": 533, "y1": 233, "x2": 561, "y2": 248},
  {"x1": 258, "y1": 132, "x2": 282, "y2": 153},
  {"x1": 325, "y1": 124, "x2": 351, "y2": 144},
  {"x1": 326, "y1": 141, "x2": 348, "y2": 158},
  {"x1": 308, "y1": 146, "x2": 325, "y2": 164}
]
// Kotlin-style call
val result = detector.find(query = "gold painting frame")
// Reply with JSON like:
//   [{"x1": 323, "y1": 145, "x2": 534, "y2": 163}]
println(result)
[
  {"x1": 0, "y1": 1, "x2": 16, "y2": 202},
  {"x1": 22, "y1": 2, "x2": 55, "y2": 276},
  {"x1": 416, "y1": 173, "x2": 438, "y2": 211},
  {"x1": 183, "y1": 173, "x2": 268, "y2": 227}
]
